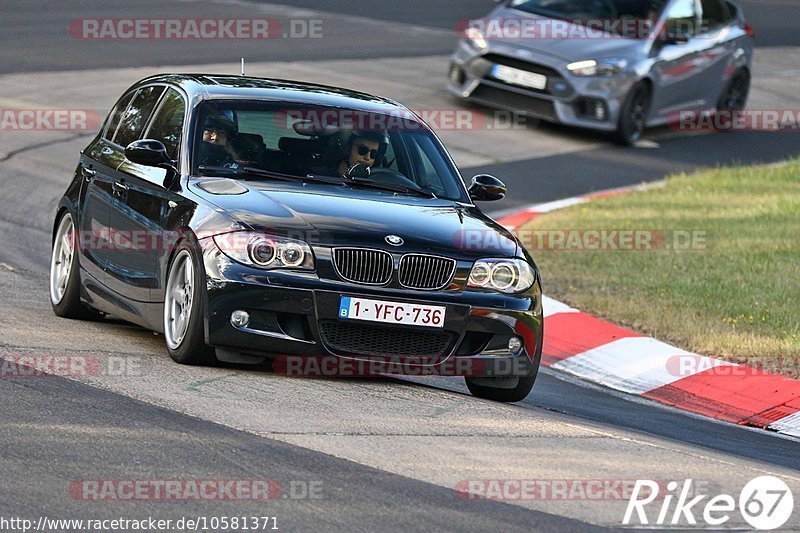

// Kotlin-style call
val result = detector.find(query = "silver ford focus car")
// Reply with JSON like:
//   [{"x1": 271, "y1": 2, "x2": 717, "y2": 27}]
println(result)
[{"x1": 448, "y1": 0, "x2": 755, "y2": 144}]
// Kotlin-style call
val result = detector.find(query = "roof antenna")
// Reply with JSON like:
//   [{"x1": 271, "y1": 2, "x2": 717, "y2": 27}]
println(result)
[{"x1": 240, "y1": 57, "x2": 246, "y2": 76}]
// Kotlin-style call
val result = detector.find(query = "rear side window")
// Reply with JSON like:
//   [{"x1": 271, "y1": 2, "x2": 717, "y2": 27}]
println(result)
[
  {"x1": 103, "y1": 92, "x2": 135, "y2": 141},
  {"x1": 699, "y1": 0, "x2": 733, "y2": 30},
  {"x1": 113, "y1": 85, "x2": 166, "y2": 148},
  {"x1": 663, "y1": 0, "x2": 698, "y2": 39},
  {"x1": 145, "y1": 89, "x2": 186, "y2": 160}
]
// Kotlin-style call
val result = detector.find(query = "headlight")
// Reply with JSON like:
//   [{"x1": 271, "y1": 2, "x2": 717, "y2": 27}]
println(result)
[
  {"x1": 464, "y1": 27, "x2": 488, "y2": 50},
  {"x1": 212, "y1": 232, "x2": 314, "y2": 270},
  {"x1": 467, "y1": 258, "x2": 536, "y2": 294},
  {"x1": 567, "y1": 58, "x2": 628, "y2": 77}
]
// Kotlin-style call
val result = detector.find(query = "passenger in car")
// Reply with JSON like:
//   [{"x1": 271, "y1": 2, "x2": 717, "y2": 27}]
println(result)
[{"x1": 197, "y1": 114, "x2": 239, "y2": 167}]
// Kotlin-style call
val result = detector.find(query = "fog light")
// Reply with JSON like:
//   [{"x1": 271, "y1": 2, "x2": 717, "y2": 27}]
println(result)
[
  {"x1": 230, "y1": 310, "x2": 250, "y2": 328},
  {"x1": 594, "y1": 102, "x2": 606, "y2": 120},
  {"x1": 449, "y1": 64, "x2": 465, "y2": 85},
  {"x1": 508, "y1": 337, "x2": 523, "y2": 355}
]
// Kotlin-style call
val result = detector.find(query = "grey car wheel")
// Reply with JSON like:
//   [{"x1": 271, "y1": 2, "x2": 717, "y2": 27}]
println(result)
[
  {"x1": 613, "y1": 83, "x2": 650, "y2": 146},
  {"x1": 717, "y1": 70, "x2": 750, "y2": 113}
]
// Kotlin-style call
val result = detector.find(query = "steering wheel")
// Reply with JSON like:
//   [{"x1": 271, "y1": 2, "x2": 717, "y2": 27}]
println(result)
[{"x1": 368, "y1": 167, "x2": 422, "y2": 190}]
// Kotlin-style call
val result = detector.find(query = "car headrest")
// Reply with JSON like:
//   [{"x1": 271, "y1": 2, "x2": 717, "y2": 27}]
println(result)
[
  {"x1": 237, "y1": 133, "x2": 264, "y2": 145},
  {"x1": 279, "y1": 137, "x2": 314, "y2": 153}
]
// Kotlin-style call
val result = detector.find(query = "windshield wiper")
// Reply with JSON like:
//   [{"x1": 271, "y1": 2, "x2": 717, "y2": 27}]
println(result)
[
  {"x1": 198, "y1": 165, "x2": 343, "y2": 185},
  {"x1": 348, "y1": 178, "x2": 437, "y2": 198}
]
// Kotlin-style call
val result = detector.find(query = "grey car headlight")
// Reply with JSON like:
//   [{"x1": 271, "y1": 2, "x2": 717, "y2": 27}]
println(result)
[
  {"x1": 464, "y1": 27, "x2": 488, "y2": 50},
  {"x1": 467, "y1": 258, "x2": 536, "y2": 294},
  {"x1": 567, "y1": 58, "x2": 628, "y2": 77},
  {"x1": 212, "y1": 231, "x2": 315, "y2": 270}
]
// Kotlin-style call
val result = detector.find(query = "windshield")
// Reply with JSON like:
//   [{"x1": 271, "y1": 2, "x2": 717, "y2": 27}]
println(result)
[
  {"x1": 192, "y1": 101, "x2": 468, "y2": 202},
  {"x1": 509, "y1": 0, "x2": 667, "y2": 38}
]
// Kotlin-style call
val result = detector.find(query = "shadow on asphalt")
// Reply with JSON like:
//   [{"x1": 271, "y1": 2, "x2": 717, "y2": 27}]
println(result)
[{"x1": 473, "y1": 130, "x2": 800, "y2": 214}]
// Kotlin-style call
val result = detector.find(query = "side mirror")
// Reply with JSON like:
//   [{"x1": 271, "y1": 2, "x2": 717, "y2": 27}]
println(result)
[
  {"x1": 468, "y1": 174, "x2": 507, "y2": 202},
  {"x1": 125, "y1": 139, "x2": 171, "y2": 167},
  {"x1": 661, "y1": 23, "x2": 692, "y2": 45},
  {"x1": 125, "y1": 139, "x2": 179, "y2": 189}
]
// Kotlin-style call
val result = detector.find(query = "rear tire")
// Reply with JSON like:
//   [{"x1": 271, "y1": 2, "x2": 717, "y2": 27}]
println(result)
[
  {"x1": 163, "y1": 242, "x2": 215, "y2": 365},
  {"x1": 50, "y1": 211, "x2": 102, "y2": 320},
  {"x1": 613, "y1": 82, "x2": 651, "y2": 146},
  {"x1": 716, "y1": 69, "x2": 750, "y2": 114}
]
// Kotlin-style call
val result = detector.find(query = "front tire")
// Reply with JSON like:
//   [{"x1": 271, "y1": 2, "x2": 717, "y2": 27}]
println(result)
[
  {"x1": 465, "y1": 329, "x2": 543, "y2": 403},
  {"x1": 50, "y1": 212, "x2": 101, "y2": 320},
  {"x1": 613, "y1": 82, "x2": 651, "y2": 146},
  {"x1": 163, "y1": 243, "x2": 215, "y2": 365}
]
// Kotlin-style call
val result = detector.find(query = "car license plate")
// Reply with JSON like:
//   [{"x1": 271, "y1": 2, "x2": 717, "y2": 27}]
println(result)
[
  {"x1": 492, "y1": 64, "x2": 547, "y2": 90},
  {"x1": 339, "y1": 296, "x2": 446, "y2": 328}
]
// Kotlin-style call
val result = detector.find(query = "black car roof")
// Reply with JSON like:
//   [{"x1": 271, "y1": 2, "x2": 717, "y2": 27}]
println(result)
[{"x1": 134, "y1": 73, "x2": 412, "y2": 117}]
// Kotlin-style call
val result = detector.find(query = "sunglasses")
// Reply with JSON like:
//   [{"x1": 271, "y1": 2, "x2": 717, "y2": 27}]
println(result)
[{"x1": 353, "y1": 144, "x2": 380, "y2": 159}]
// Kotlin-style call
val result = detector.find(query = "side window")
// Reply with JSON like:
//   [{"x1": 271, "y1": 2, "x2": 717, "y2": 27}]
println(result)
[
  {"x1": 113, "y1": 85, "x2": 166, "y2": 148},
  {"x1": 145, "y1": 89, "x2": 186, "y2": 160},
  {"x1": 699, "y1": 0, "x2": 732, "y2": 31},
  {"x1": 663, "y1": 0, "x2": 698, "y2": 39},
  {"x1": 103, "y1": 92, "x2": 135, "y2": 142},
  {"x1": 403, "y1": 133, "x2": 461, "y2": 199}
]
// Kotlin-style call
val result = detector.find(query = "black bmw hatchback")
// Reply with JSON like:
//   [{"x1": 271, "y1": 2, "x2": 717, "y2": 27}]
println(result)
[{"x1": 50, "y1": 74, "x2": 543, "y2": 402}]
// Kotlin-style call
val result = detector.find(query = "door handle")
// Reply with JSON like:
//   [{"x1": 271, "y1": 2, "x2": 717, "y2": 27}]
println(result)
[
  {"x1": 81, "y1": 165, "x2": 96, "y2": 181},
  {"x1": 112, "y1": 180, "x2": 129, "y2": 196}
]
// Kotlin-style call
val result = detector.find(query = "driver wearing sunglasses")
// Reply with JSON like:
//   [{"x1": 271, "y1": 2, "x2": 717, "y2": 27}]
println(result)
[{"x1": 337, "y1": 131, "x2": 383, "y2": 177}]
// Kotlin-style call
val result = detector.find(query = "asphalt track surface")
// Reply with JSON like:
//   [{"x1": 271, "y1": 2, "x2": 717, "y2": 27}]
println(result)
[
  {"x1": 0, "y1": 370, "x2": 596, "y2": 532},
  {"x1": 1, "y1": 1, "x2": 799, "y2": 530}
]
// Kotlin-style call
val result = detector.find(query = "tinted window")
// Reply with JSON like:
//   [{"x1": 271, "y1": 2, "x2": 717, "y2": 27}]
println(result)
[
  {"x1": 113, "y1": 86, "x2": 165, "y2": 148},
  {"x1": 664, "y1": 0, "x2": 698, "y2": 38},
  {"x1": 699, "y1": 0, "x2": 732, "y2": 30},
  {"x1": 145, "y1": 89, "x2": 185, "y2": 159},
  {"x1": 103, "y1": 92, "x2": 135, "y2": 141},
  {"x1": 192, "y1": 101, "x2": 468, "y2": 202},
  {"x1": 508, "y1": 0, "x2": 668, "y2": 38},
  {"x1": 401, "y1": 133, "x2": 462, "y2": 199},
  {"x1": 511, "y1": 0, "x2": 667, "y2": 18}
]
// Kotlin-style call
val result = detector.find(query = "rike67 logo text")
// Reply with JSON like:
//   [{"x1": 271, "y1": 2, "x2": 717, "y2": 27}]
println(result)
[{"x1": 624, "y1": 476, "x2": 794, "y2": 530}]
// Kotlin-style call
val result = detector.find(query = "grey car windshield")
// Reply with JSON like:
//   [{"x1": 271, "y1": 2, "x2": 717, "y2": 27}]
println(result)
[
  {"x1": 509, "y1": 0, "x2": 668, "y2": 37},
  {"x1": 193, "y1": 101, "x2": 468, "y2": 202}
]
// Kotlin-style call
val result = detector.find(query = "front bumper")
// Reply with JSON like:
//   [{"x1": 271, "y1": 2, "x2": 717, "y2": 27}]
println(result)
[
  {"x1": 447, "y1": 40, "x2": 638, "y2": 132},
  {"x1": 200, "y1": 241, "x2": 543, "y2": 378}
]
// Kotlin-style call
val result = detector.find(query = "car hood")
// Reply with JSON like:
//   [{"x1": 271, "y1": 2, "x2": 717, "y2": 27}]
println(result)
[
  {"x1": 191, "y1": 179, "x2": 520, "y2": 259},
  {"x1": 487, "y1": 7, "x2": 649, "y2": 63}
]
